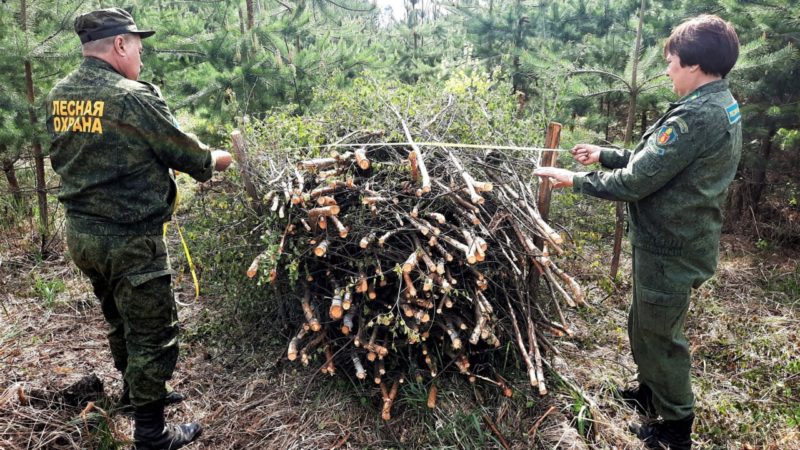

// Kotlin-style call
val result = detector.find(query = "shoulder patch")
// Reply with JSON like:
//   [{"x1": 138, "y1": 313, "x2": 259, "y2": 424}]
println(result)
[
  {"x1": 666, "y1": 116, "x2": 689, "y2": 133},
  {"x1": 656, "y1": 125, "x2": 678, "y2": 146},
  {"x1": 725, "y1": 101, "x2": 741, "y2": 124}
]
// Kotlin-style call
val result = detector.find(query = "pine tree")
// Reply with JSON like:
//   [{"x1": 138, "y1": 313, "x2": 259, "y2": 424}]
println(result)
[
  {"x1": 720, "y1": 0, "x2": 800, "y2": 223},
  {"x1": 569, "y1": 0, "x2": 672, "y2": 278},
  {"x1": 0, "y1": 0, "x2": 79, "y2": 249}
]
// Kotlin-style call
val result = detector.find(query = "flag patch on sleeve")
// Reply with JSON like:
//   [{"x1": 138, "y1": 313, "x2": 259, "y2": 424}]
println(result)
[
  {"x1": 726, "y1": 101, "x2": 741, "y2": 124},
  {"x1": 657, "y1": 126, "x2": 678, "y2": 146}
]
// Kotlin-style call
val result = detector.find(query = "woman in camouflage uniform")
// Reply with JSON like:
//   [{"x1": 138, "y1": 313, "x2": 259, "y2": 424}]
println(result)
[{"x1": 534, "y1": 15, "x2": 741, "y2": 450}]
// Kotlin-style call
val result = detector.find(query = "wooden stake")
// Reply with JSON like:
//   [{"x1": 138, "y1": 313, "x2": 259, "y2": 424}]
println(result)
[
  {"x1": 230, "y1": 130, "x2": 263, "y2": 214},
  {"x1": 331, "y1": 215, "x2": 348, "y2": 238},
  {"x1": 441, "y1": 319, "x2": 462, "y2": 350},
  {"x1": 397, "y1": 118, "x2": 431, "y2": 193},
  {"x1": 329, "y1": 288, "x2": 344, "y2": 320},
  {"x1": 314, "y1": 240, "x2": 329, "y2": 257},
  {"x1": 308, "y1": 205, "x2": 341, "y2": 219},
  {"x1": 355, "y1": 147, "x2": 370, "y2": 170},
  {"x1": 321, "y1": 344, "x2": 336, "y2": 375},
  {"x1": 287, "y1": 328, "x2": 307, "y2": 361},
  {"x1": 301, "y1": 286, "x2": 321, "y2": 332},
  {"x1": 402, "y1": 251, "x2": 418, "y2": 273},
  {"x1": 505, "y1": 296, "x2": 539, "y2": 392},
  {"x1": 341, "y1": 309, "x2": 355, "y2": 335},
  {"x1": 342, "y1": 289, "x2": 353, "y2": 310},
  {"x1": 360, "y1": 231, "x2": 377, "y2": 249},
  {"x1": 352, "y1": 352, "x2": 366, "y2": 380},
  {"x1": 355, "y1": 272, "x2": 368, "y2": 293},
  {"x1": 381, "y1": 375, "x2": 403, "y2": 421},
  {"x1": 427, "y1": 383, "x2": 438, "y2": 409}
]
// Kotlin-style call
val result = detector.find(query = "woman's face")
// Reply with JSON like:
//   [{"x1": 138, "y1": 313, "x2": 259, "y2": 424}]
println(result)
[{"x1": 665, "y1": 52, "x2": 693, "y2": 97}]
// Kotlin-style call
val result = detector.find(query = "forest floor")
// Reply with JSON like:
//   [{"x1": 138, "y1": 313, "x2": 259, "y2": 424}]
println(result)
[{"x1": 1, "y1": 223, "x2": 798, "y2": 449}]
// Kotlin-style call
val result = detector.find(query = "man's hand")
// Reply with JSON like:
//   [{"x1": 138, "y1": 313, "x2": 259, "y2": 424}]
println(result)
[
  {"x1": 571, "y1": 144, "x2": 601, "y2": 165},
  {"x1": 533, "y1": 167, "x2": 575, "y2": 189},
  {"x1": 212, "y1": 150, "x2": 232, "y2": 171}
]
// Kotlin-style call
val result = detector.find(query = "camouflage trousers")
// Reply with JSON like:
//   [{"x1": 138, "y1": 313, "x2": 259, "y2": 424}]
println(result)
[
  {"x1": 628, "y1": 246, "x2": 712, "y2": 421},
  {"x1": 66, "y1": 223, "x2": 178, "y2": 407}
]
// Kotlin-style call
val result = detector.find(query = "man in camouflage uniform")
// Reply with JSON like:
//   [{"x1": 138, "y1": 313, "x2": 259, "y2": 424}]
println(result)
[
  {"x1": 534, "y1": 15, "x2": 741, "y2": 450},
  {"x1": 46, "y1": 8, "x2": 232, "y2": 450}
]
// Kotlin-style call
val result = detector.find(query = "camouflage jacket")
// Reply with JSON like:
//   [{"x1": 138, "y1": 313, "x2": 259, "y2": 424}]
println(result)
[
  {"x1": 47, "y1": 57, "x2": 213, "y2": 236},
  {"x1": 573, "y1": 80, "x2": 742, "y2": 263}
]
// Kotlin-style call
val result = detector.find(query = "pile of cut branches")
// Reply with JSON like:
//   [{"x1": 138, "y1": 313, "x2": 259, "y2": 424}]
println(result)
[{"x1": 244, "y1": 90, "x2": 582, "y2": 419}]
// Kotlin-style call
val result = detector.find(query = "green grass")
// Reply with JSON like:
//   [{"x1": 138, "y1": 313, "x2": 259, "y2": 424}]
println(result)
[{"x1": 33, "y1": 276, "x2": 66, "y2": 308}]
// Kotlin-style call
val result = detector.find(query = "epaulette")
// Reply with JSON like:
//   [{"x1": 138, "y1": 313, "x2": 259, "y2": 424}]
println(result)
[
  {"x1": 137, "y1": 80, "x2": 165, "y2": 100},
  {"x1": 680, "y1": 94, "x2": 712, "y2": 112}
]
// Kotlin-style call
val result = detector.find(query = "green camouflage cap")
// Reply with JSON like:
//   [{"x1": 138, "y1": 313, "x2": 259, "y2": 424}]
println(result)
[{"x1": 74, "y1": 8, "x2": 155, "y2": 44}]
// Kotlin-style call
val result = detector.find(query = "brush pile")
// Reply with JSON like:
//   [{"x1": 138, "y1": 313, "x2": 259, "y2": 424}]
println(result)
[{"x1": 243, "y1": 99, "x2": 583, "y2": 419}]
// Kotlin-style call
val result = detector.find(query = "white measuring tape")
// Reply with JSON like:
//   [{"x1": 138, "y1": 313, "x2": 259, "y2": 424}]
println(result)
[{"x1": 278, "y1": 142, "x2": 572, "y2": 154}]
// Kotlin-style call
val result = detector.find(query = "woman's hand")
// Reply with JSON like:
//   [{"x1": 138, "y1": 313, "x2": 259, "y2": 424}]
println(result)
[
  {"x1": 532, "y1": 167, "x2": 575, "y2": 189},
  {"x1": 571, "y1": 144, "x2": 601, "y2": 165},
  {"x1": 212, "y1": 150, "x2": 233, "y2": 171}
]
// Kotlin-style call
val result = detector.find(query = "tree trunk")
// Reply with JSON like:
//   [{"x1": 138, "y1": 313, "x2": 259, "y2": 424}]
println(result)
[
  {"x1": 2, "y1": 156, "x2": 23, "y2": 205},
  {"x1": 245, "y1": 0, "x2": 254, "y2": 30},
  {"x1": 623, "y1": 91, "x2": 638, "y2": 145},
  {"x1": 26, "y1": 62, "x2": 49, "y2": 246},
  {"x1": 610, "y1": 0, "x2": 645, "y2": 281},
  {"x1": 723, "y1": 178, "x2": 745, "y2": 232},
  {"x1": 238, "y1": 4, "x2": 246, "y2": 35},
  {"x1": 625, "y1": 0, "x2": 645, "y2": 145},
  {"x1": 22, "y1": 0, "x2": 49, "y2": 249},
  {"x1": 604, "y1": 96, "x2": 610, "y2": 142},
  {"x1": 511, "y1": 14, "x2": 526, "y2": 96},
  {"x1": 748, "y1": 127, "x2": 777, "y2": 215},
  {"x1": 612, "y1": 75, "x2": 633, "y2": 266},
  {"x1": 640, "y1": 108, "x2": 647, "y2": 135},
  {"x1": 609, "y1": 202, "x2": 625, "y2": 280}
]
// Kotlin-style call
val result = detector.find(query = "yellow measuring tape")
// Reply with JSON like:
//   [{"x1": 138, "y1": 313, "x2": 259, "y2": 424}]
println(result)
[{"x1": 163, "y1": 173, "x2": 200, "y2": 300}]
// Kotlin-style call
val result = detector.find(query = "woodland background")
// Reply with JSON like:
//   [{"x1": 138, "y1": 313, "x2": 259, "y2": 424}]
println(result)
[{"x1": 1, "y1": 0, "x2": 799, "y2": 449}]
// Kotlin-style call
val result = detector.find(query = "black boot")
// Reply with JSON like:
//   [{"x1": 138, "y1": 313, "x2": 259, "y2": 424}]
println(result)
[
  {"x1": 616, "y1": 383, "x2": 657, "y2": 416},
  {"x1": 629, "y1": 413, "x2": 694, "y2": 450},
  {"x1": 133, "y1": 400, "x2": 202, "y2": 450}
]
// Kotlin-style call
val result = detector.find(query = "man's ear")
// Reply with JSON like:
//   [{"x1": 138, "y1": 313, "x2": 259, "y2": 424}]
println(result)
[{"x1": 113, "y1": 35, "x2": 127, "y2": 56}]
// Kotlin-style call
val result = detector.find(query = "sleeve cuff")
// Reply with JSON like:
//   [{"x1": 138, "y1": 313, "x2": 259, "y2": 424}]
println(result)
[
  {"x1": 598, "y1": 149, "x2": 615, "y2": 168},
  {"x1": 599, "y1": 148, "x2": 630, "y2": 169},
  {"x1": 572, "y1": 172, "x2": 589, "y2": 193}
]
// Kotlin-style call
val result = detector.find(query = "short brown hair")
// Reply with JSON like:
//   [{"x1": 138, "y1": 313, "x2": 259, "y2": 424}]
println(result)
[{"x1": 665, "y1": 15, "x2": 740, "y2": 78}]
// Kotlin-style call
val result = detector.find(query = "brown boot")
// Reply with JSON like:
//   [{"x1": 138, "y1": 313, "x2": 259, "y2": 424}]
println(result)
[
  {"x1": 629, "y1": 413, "x2": 694, "y2": 450},
  {"x1": 133, "y1": 400, "x2": 202, "y2": 450}
]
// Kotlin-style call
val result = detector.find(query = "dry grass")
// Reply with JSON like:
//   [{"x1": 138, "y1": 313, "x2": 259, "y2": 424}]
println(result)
[
  {"x1": 2, "y1": 227, "x2": 798, "y2": 449},
  {"x1": 556, "y1": 236, "x2": 800, "y2": 450}
]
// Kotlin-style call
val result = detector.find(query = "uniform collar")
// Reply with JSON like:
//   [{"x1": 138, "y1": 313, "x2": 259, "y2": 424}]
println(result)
[
  {"x1": 82, "y1": 56, "x2": 124, "y2": 76},
  {"x1": 671, "y1": 79, "x2": 728, "y2": 106}
]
